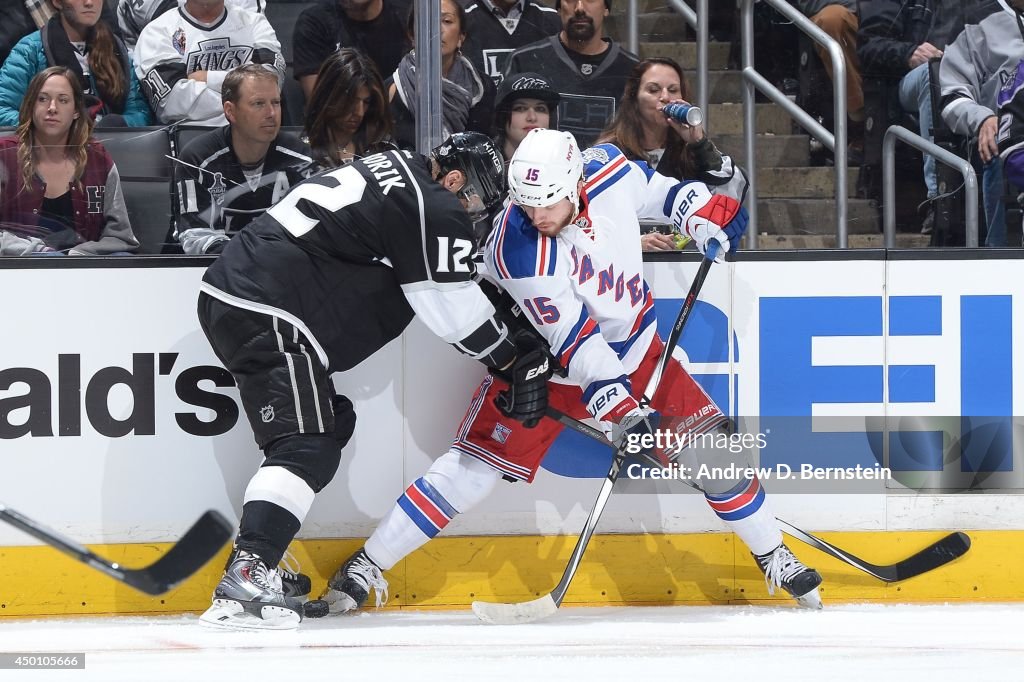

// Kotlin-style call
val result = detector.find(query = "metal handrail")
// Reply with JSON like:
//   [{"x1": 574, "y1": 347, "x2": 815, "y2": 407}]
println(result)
[
  {"x1": 882, "y1": 125, "x2": 979, "y2": 248},
  {"x1": 666, "y1": 0, "x2": 709, "y2": 130},
  {"x1": 740, "y1": 0, "x2": 847, "y2": 248}
]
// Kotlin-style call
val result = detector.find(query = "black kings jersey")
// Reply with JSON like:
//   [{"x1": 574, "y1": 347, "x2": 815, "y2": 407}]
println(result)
[{"x1": 201, "y1": 150, "x2": 486, "y2": 372}]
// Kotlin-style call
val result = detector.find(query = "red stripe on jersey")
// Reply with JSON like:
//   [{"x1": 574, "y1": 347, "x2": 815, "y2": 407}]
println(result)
[
  {"x1": 558, "y1": 317, "x2": 599, "y2": 365},
  {"x1": 584, "y1": 155, "x2": 628, "y2": 190}
]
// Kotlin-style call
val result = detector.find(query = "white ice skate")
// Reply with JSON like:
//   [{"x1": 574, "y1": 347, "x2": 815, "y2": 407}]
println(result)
[
  {"x1": 199, "y1": 550, "x2": 303, "y2": 630},
  {"x1": 321, "y1": 548, "x2": 389, "y2": 614}
]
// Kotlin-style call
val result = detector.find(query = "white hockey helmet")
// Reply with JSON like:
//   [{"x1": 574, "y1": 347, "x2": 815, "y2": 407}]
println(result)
[{"x1": 507, "y1": 129, "x2": 584, "y2": 209}]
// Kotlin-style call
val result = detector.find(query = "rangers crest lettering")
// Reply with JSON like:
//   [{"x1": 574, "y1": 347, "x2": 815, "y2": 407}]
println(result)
[{"x1": 186, "y1": 38, "x2": 254, "y2": 74}]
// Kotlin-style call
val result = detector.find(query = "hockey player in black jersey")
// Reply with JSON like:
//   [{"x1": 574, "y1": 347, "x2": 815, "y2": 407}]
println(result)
[{"x1": 196, "y1": 132, "x2": 552, "y2": 629}]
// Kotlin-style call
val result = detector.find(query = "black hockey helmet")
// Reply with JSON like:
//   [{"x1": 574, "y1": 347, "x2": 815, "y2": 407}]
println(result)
[{"x1": 431, "y1": 132, "x2": 507, "y2": 223}]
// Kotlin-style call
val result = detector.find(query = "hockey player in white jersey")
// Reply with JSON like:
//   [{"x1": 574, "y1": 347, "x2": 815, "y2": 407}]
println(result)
[
  {"x1": 320, "y1": 128, "x2": 824, "y2": 615},
  {"x1": 133, "y1": 0, "x2": 283, "y2": 126}
]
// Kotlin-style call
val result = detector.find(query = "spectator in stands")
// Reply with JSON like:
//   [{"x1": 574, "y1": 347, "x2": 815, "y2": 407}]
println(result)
[
  {"x1": 134, "y1": 0, "x2": 283, "y2": 126},
  {"x1": 118, "y1": 0, "x2": 265, "y2": 51},
  {"x1": 293, "y1": 0, "x2": 412, "y2": 102},
  {"x1": 597, "y1": 57, "x2": 747, "y2": 252},
  {"x1": 0, "y1": 0, "x2": 152, "y2": 129},
  {"x1": 858, "y1": 0, "x2": 962, "y2": 234},
  {"x1": 0, "y1": 66, "x2": 138, "y2": 255},
  {"x1": 504, "y1": 0, "x2": 638, "y2": 148},
  {"x1": 2, "y1": 0, "x2": 119, "y2": 66},
  {"x1": 462, "y1": 0, "x2": 561, "y2": 85},
  {"x1": 304, "y1": 48, "x2": 394, "y2": 168},
  {"x1": 389, "y1": 0, "x2": 495, "y2": 150},
  {"x1": 796, "y1": 1, "x2": 865, "y2": 157},
  {"x1": 174, "y1": 65, "x2": 314, "y2": 255},
  {"x1": 939, "y1": 0, "x2": 1023, "y2": 247},
  {"x1": 492, "y1": 71, "x2": 559, "y2": 161}
]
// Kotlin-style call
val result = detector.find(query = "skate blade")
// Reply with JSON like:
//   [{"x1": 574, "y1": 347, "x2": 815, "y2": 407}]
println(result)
[
  {"x1": 794, "y1": 587, "x2": 823, "y2": 610},
  {"x1": 321, "y1": 588, "x2": 360, "y2": 615},
  {"x1": 199, "y1": 599, "x2": 301, "y2": 630}
]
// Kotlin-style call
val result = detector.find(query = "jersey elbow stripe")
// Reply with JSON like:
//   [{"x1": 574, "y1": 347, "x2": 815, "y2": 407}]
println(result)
[
  {"x1": 557, "y1": 315, "x2": 600, "y2": 367},
  {"x1": 583, "y1": 154, "x2": 628, "y2": 193},
  {"x1": 585, "y1": 164, "x2": 631, "y2": 202}
]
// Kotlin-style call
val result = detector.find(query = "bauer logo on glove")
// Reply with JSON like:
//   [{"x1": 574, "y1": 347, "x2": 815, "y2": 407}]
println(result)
[{"x1": 669, "y1": 183, "x2": 748, "y2": 261}]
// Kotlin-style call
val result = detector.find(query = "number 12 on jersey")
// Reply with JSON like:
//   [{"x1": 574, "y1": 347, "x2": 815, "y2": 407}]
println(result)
[
  {"x1": 435, "y1": 236, "x2": 473, "y2": 273},
  {"x1": 523, "y1": 297, "x2": 560, "y2": 324}
]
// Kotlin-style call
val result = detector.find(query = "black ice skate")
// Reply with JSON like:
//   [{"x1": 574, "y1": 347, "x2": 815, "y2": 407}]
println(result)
[
  {"x1": 321, "y1": 548, "x2": 389, "y2": 614},
  {"x1": 754, "y1": 543, "x2": 823, "y2": 610},
  {"x1": 278, "y1": 550, "x2": 312, "y2": 601},
  {"x1": 199, "y1": 549, "x2": 303, "y2": 629}
]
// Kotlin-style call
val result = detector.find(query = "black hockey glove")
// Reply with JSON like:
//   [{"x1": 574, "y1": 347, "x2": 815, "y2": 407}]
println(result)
[{"x1": 495, "y1": 337, "x2": 552, "y2": 428}]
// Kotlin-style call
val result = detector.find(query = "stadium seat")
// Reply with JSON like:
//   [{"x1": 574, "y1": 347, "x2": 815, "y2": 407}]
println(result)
[
  {"x1": 120, "y1": 178, "x2": 177, "y2": 255},
  {"x1": 173, "y1": 125, "x2": 214, "y2": 157},
  {"x1": 91, "y1": 126, "x2": 173, "y2": 179}
]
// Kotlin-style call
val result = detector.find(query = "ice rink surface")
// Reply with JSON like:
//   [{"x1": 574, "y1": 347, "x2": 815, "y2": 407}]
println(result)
[{"x1": 2, "y1": 603, "x2": 1022, "y2": 681}]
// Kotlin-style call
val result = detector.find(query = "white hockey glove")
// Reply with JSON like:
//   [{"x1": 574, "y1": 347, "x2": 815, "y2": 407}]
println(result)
[
  {"x1": 669, "y1": 184, "x2": 748, "y2": 261},
  {"x1": 586, "y1": 382, "x2": 662, "y2": 467}
]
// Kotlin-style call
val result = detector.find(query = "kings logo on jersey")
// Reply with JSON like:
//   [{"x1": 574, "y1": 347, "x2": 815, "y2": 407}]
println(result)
[{"x1": 187, "y1": 38, "x2": 254, "y2": 73}]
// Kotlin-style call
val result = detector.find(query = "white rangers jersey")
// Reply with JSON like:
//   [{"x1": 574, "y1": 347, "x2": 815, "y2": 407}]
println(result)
[
  {"x1": 118, "y1": 0, "x2": 266, "y2": 50},
  {"x1": 484, "y1": 143, "x2": 708, "y2": 409},
  {"x1": 133, "y1": 4, "x2": 283, "y2": 126}
]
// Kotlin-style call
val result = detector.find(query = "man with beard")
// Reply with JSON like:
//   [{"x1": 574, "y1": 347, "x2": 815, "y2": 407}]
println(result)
[
  {"x1": 504, "y1": 0, "x2": 637, "y2": 147},
  {"x1": 462, "y1": 0, "x2": 562, "y2": 86}
]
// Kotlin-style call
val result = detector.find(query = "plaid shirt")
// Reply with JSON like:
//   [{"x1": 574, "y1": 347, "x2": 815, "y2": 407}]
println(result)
[{"x1": 24, "y1": 0, "x2": 55, "y2": 29}]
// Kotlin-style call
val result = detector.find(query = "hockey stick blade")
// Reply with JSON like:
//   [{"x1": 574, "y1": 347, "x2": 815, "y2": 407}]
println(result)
[
  {"x1": 472, "y1": 594, "x2": 558, "y2": 625},
  {"x1": 0, "y1": 505, "x2": 234, "y2": 595},
  {"x1": 776, "y1": 519, "x2": 971, "y2": 583}
]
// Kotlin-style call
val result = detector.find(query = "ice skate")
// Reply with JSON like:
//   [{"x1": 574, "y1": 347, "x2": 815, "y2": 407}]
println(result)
[
  {"x1": 321, "y1": 548, "x2": 389, "y2": 614},
  {"x1": 278, "y1": 550, "x2": 312, "y2": 601},
  {"x1": 754, "y1": 543, "x2": 823, "y2": 609},
  {"x1": 199, "y1": 550, "x2": 303, "y2": 629}
]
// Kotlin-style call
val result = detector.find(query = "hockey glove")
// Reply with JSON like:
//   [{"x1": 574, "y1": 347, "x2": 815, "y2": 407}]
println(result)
[
  {"x1": 586, "y1": 381, "x2": 663, "y2": 467},
  {"x1": 495, "y1": 336, "x2": 552, "y2": 428},
  {"x1": 671, "y1": 186, "x2": 748, "y2": 261}
]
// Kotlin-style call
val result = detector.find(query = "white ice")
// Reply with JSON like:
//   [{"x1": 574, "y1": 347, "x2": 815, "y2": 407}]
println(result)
[{"x1": 1, "y1": 604, "x2": 1021, "y2": 681}]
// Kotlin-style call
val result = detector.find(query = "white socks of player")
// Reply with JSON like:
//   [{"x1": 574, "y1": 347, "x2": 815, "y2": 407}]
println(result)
[{"x1": 364, "y1": 450, "x2": 501, "y2": 571}]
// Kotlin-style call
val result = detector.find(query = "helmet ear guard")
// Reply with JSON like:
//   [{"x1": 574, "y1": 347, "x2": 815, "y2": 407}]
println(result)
[
  {"x1": 431, "y1": 132, "x2": 507, "y2": 223},
  {"x1": 507, "y1": 129, "x2": 584, "y2": 209}
]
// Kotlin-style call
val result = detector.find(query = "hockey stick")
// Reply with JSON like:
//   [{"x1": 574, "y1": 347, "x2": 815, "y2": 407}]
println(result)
[
  {"x1": 535, "y1": 412, "x2": 972, "y2": 583},
  {"x1": 0, "y1": 504, "x2": 234, "y2": 595},
  {"x1": 473, "y1": 244, "x2": 720, "y2": 625}
]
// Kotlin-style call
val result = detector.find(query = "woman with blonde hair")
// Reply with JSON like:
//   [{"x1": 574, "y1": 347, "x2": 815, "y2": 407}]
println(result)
[
  {"x1": 304, "y1": 48, "x2": 394, "y2": 169},
  {"x1": 0, "y1": 66, "x2": 138, "y2": 255},
  {"x1": 598, "y1": 57, "x2": 747, "y2": 251}
]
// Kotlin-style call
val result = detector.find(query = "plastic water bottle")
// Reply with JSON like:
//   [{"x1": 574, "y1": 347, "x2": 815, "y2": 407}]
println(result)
[{"x1": 662, "y1": 102, "x2": 703, "y2": 126}]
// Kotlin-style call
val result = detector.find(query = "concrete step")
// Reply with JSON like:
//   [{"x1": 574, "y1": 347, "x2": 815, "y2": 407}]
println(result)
[
  {"x1": 757, "y1": 166, "x2": 860, "y2": 199},
  {"x1": 640, "y1": 41, "x2": 731, "y2": 70},
  {"x1": 683, "y1": 69, "x2": 742, "y2": 103},
  {"x1": 755, "y1": 198, "x2": 880, "y2": 235},
  {"x1": 710, "y1": 103, "x2": 791, "y2": 135},
  {"x1": 715, "y1": 134, "x2": 811, "y2": 167},
  {"x1": 606, "y1": 12, "x2": 688, "y2": 42},
  {"x1": 753, "y1": 233, "x2": 931, "y2": 249}
]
